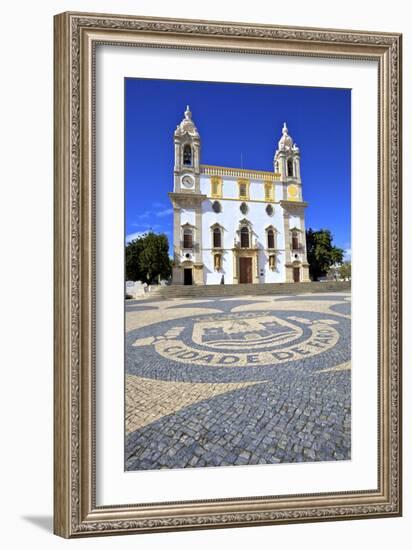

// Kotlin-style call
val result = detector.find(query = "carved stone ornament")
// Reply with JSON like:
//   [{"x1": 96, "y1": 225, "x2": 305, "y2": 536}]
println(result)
[
  {"x1": 175, "y1": 105, "x2": 200, "y2": 137},
  {"x1": 54, "y1": 11, "x2": 402, "y2": 538}
]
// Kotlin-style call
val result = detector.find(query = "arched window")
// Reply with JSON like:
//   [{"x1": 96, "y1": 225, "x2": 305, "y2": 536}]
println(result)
[
  {"x1": 267, "y1": 229, "x2": 275, "y2": 249},
  {"x1": 183, "y1": 227, "x2": 193, "y2": 249},
  {"x1": 291, "y1": 230, "x2": 299, "y2": 250},
  {"x1": 287, "y1": 158, "x2": 294, "y2": 177},
  {"x1": 183, "y1": 144, "x2": 192, "y2": 165},
  {"x1": 240, "y1": 226, "x2": 250, "y2": 248},
  {"x1": 213, "y1": 227, "x2": 222, "y2": 248}
]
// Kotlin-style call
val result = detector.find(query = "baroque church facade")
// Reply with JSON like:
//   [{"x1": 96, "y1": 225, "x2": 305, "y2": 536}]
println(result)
[{"x1": 169, "y1": 106, "x2": 310, "y2": 286}]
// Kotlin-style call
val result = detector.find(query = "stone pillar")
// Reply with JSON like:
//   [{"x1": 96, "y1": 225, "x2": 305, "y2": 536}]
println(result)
[
  {"x1": 281, "y1": 157, "x2": 287, "y2": 181},
  {"x1": 294, "y1": 153, "x2": 301, "y2": 181},
  {"x1": 172, "y1": 207, "x2": 182, "y2": 285},
  {"x1": 233, "y1": 252, "x2": 239, "y2": 284},
  {"x1": 195, "y1": 207, "x2": 203, "y2": 264},
  {"x1": 193, "y1": 141, "x2": 200, "y2": 171},
  {"x1": 299, "y1": 212, "x2": 309, "y2": 265},
  {"x1": 252, "y1": 253, "x2": 259, "y2": 284},
  {"x1": 193, "y1": 264, "x2": 204, "y2": 285},
  {"x1": 285, "y1": 266, "x2": 294, "y2": 283},
  {"x1": 283, "y1": 210, "x2": 291, "y2": 266},
  {"x1": 173, "y1": 208, "x2": 181, "y2": 262},
  {"x1": 301, "y1": 264, "x2": 310, "y2": 282}
]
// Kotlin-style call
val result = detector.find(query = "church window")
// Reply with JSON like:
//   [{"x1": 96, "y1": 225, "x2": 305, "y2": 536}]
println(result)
[
  {"x1": 183, "y1": 144, "x2": 192, "y2": 165},
  {"x1": 240, "y1": 226, "x2": 250, "y2": 248},
  {"x1": 269, "y1": 254, "x2": 276, "y2": 270},
  {"x1": 214, "y1": 254, "x2": 222, "y2": 271},
  {"x1": 267, "y1": 229, "x2": 275, "y2": 249},
  {"x1": 183, "y1": 227, "x2": 193, "y2": 249},
  {"x1": 240, "y1": 202, "x2": 248, "y2": 215},
  {"x1": 210, "y1": 176, "x2": 222, "y2": 198},
  {"x1": 238, "y1": 179, "x2": 249, "y2": 199},
  {"x1": 266, "y1": 204, "x2": 274, "y2": 216},
  {"x1": 265, "y1": 182, "x2": 274, "y2": 201},
  {"x1": 291, "y1": 230, "x2": 299, "y2": 250},
  {"x1": 212, "y1": 200, "x2": 222, "y2": 213},
  {"x1": 287, "y1": 158, "x2": 294, "y2": 177},
  {"x1": 213, "y1": 227, "x2": 222, "y2": 248}
]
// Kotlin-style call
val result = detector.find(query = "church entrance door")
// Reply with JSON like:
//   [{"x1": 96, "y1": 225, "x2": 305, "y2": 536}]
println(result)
[
  {"x1": 293, "y1": 267, "x2": 300, "y2": 283},
  {"x1": 184, "y1": 268, "x2": 193, "y2": 285},
  {"x1": 239, "y1": 257, "x2": 252, "y2": 284}
]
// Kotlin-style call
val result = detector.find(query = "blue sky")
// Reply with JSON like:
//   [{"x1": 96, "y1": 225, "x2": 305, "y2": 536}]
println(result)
[{"x1": 125, "y1": 78, "x2": 351, "y2": 259}]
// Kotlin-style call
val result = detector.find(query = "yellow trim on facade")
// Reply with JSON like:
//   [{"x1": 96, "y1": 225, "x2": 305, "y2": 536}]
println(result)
[
  {"x1": 264, "y1": 181, "x2": 274, "y2": 201},
  {"x1": 201, "y1": 164, "x2": 281, "y2": 181},
  {"x1": 237, "y1": 178, "x2": 250, "y2": 200},
  {"x1": 205, "y1": 196, "x2": 279, "y2": 204},
  {"x1": 210, "y1": 176, "x2": 223, "y2": 198}
]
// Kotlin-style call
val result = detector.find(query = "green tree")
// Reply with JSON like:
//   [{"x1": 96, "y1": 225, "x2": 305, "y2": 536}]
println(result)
[
  {"x1": 339, "y1": 261, "x2": 352, "y2": 281},
  {"x1": 125, "y1": 232, "x2": 172, "y2": 283},
  {"x1": 125, "y1": 236, "x2": 145, "y2": 281},
  {"x1": 305, "y1": 228, "x2": 344, "y2": 281}
]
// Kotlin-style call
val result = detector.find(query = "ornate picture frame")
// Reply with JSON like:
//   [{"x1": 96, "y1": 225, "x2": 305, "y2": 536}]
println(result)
[{"x1": 53, "y1": 11, "x2": 402, "y2": 537}]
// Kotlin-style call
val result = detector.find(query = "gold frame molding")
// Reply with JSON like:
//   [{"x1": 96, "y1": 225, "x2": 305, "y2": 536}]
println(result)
[{"x1": 54, "y1": 11, "x2": 402, "y2": 538}]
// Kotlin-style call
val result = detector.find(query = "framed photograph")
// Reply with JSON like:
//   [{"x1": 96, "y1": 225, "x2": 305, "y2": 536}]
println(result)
[{"x1": 53, "y1": 12, "x2": 402, "y2": 537}]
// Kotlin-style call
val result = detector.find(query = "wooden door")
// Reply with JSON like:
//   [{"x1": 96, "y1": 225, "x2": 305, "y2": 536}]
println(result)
[
  {"x1": 184, "y1": 268, "x2": 193, "y2": 285},
  {"x1": 293, "y1": 267, "x2": 300, "y2": 283},
  {"x1": 239, "y1": 257, "x2": 252, "y2": 284}
]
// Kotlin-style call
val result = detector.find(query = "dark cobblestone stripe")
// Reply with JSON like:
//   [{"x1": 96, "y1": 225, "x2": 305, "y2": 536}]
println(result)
[
  {"x1": 126, "y1": 370, "x2": 351, "y2": 470},
  {"x1": 329, "y1": 302, "x2": 351, "y2": 316},
  {"x1": 125, "y1": 294, "x2": 351, "y2": 470}
]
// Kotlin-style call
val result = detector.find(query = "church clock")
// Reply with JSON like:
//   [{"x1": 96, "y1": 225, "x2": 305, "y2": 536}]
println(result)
[
  {"x1": 181, "y1": 175, "x2": 194, "y2": 189},
  {"x1": 287, "y1": 184, "x2": 299, "y2": 200}
]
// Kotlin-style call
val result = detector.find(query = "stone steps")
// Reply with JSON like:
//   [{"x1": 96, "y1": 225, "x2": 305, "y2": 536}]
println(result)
[{"x1": 151, "y1": 281, "x2": 351, "y2": 299}]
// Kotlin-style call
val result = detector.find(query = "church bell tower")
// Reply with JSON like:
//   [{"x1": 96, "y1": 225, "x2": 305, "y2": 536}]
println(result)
[
  {"x1": 169, "y1": 106, "x2": 206, "y2": 285},
  {"x1": 173, "y1": 105, "x2": 201, "y2": 194},
  {"x1": 274, "y1": 122, "x2": 310, "y2": 283},
  {"x1": 274, "y1": 122, "x2": 302, "y2": 196}
]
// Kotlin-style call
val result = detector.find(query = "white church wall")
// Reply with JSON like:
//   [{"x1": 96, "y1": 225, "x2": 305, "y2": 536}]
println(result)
[
  {"x1": 201, "y1": 198, "x2": 234, "y2": 284},
  {"x1": 249, "y1": 180, "x2": 266, "y2": 202},
  {"x1": 178, "y1": 208, "x2": 198, "y2": 268},
  {"x1": 275, "y1": 250, "x2": 286, "y2": 281},
  {"x1": 260, "y1": 251, "x2": 286, "y2": 283},
  {"x1": 263, "y1": 201, "x2": 286, "y2": 283},
  {"x1": 180, "y1": 208, "x2": 196, "y2": 227},
  {"x1": 274, "y1": 182, "x2": 282, "y2": 201},
  {"x1": 277, "y1": 219, "x2": 290, "y2": 267},
  {"x1": 275, "y1": 182, "x2": 285, "y2": 201},
  {"x1": 201, "y1": 193, "x2": 285, "y2": 284},
  {"x1": 289, "y1": 214, "x2": 301, "y2": 229},
  {"x1": 203, "y1": 251, "x2": 232, "y2": 285}
]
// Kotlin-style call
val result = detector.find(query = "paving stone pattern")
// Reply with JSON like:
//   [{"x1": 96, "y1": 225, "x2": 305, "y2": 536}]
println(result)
[{"x1": 125, "y1": 292, "x2": 351, "y2": 470}]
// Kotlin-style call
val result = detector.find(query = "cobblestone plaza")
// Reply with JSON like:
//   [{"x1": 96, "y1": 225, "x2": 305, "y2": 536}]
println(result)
[{"x1": 125, "y1": 292, "x2": 351, "y2": 470}]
